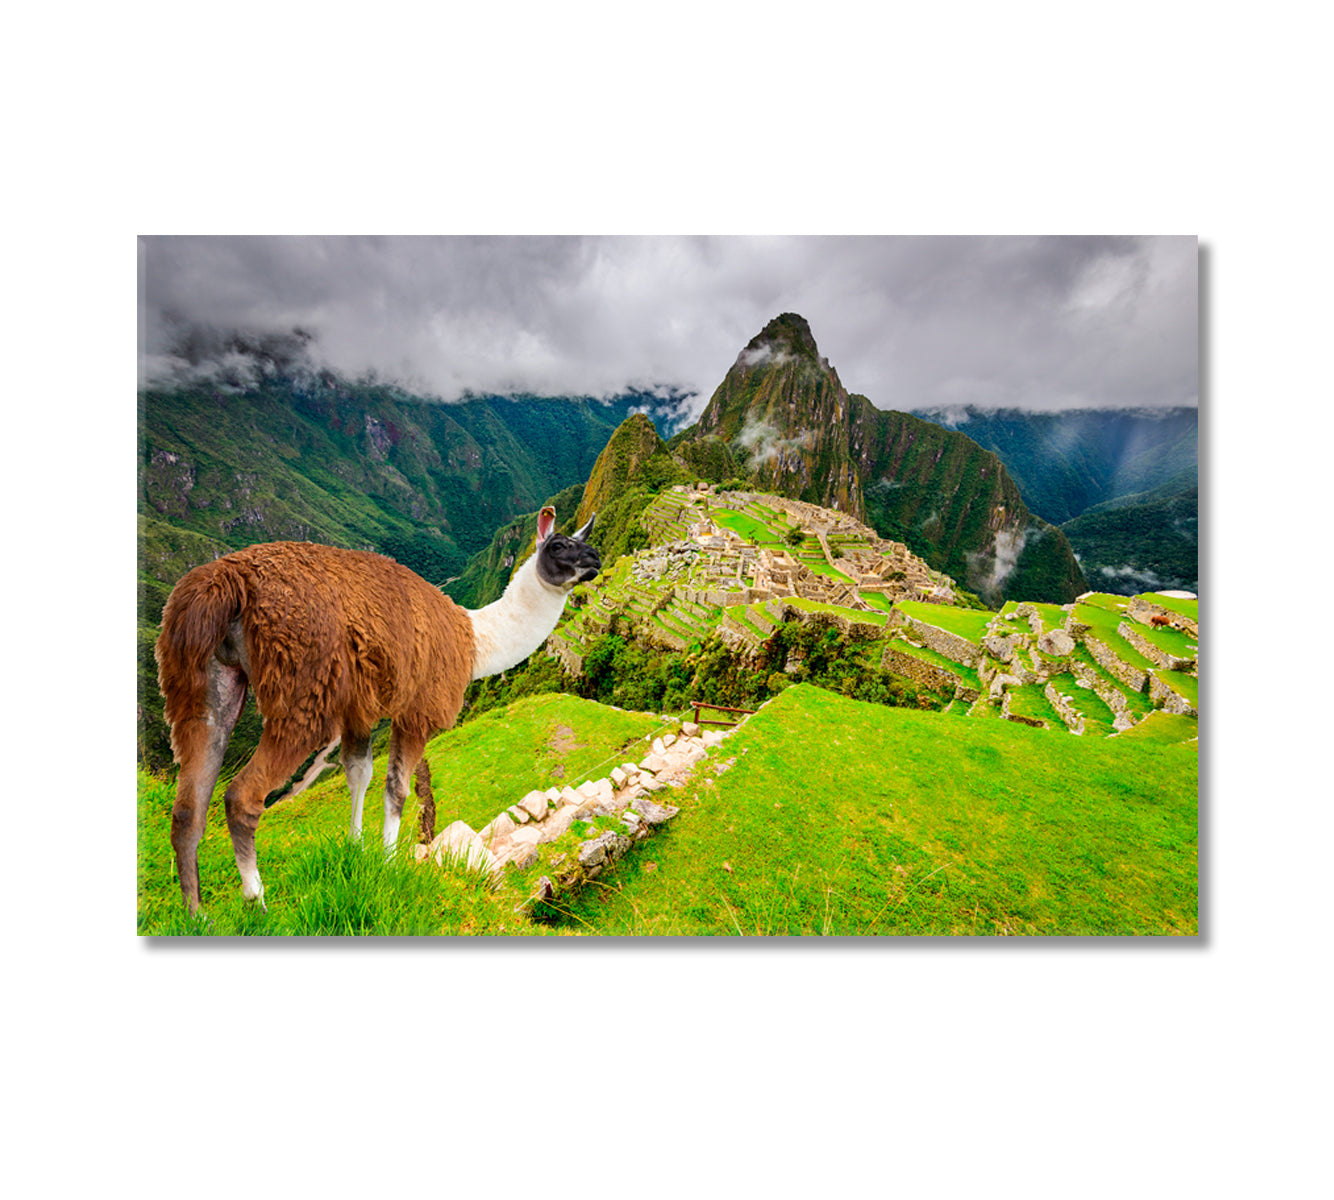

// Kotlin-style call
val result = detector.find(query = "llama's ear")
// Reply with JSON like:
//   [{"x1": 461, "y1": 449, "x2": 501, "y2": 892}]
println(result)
[
  {"x1": 573, "y1": 513, "x2": 595, "y2": 542},
  {"x1": 536, "y1": 506, "x2": 556, "y2": 544}
]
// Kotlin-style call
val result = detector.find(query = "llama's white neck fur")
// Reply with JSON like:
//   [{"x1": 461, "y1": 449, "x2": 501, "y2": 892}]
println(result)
[{"x1": 467, "y1": 554, "x2": 570, "y2": 680}]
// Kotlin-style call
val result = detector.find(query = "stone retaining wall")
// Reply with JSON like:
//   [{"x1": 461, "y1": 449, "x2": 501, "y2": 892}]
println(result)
[
  {"x1": 1148, "y1": 673, "x2": 1198, "y2": 717},
  {"x1": 1085, "y1": 636, "x2": 1149, "y2": 692},
  {"x1": 1044, "y1": 683, "x2": 1086, "y2": 735},
  {"x1": 880, "y1": 646, "x2": 965, "y2": 696},
  {"x1": 1127, "y1": 596, "x2": 1199, "y2": 639},
  {"x1": 897, "y1": 615, "x2": 980, "y2": 667},
  {"x1": 546, "y1": 632, "x2": 585, "y2": 677},
  {"x1": 1118, "y1": 621, "x2": 1196, "y2": 672},
  {"x1": 418, "y1": 725, "x2": 731, "y2": 907}
]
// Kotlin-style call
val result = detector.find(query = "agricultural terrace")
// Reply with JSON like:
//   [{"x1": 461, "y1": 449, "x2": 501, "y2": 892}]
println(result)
[
  {"x1": 894, "y1": 600, "x2": 994, "y2": 642},
  {"x1": 551, "y1": 488, "x2": 1197, "y2": 747},
  {"x1": 1143, "y1": 592, "x2": 1198, "y2": 621}
]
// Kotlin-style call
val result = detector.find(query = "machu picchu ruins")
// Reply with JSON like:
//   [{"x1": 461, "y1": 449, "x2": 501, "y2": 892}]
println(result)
[{"x1": 544, "y1": 486, "x2": 1199, "y2": 743}]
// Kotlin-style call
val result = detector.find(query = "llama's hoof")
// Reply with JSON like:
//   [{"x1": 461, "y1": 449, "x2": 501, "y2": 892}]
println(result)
[{"x1": 242, "y1": 885, "x2": 267, "y2": 913}]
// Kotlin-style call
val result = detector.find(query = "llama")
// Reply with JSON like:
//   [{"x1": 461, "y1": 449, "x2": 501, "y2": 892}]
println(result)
[{"x1": 154, "y1": 506, "x2": 599, "y2": 914}]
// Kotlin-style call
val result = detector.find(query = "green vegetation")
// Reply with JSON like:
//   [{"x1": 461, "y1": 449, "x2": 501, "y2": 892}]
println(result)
[
  {"x1": 1069, "y1": 645, "x2": 1155, "y2": 720},
  {"x1": 1116, "y1": 711, "x2": 1199, "y2": 744},
  {"x1": 1062, "y1": 487, "x2": 1198, "y2": 596},
  {"x1": 1004, "y1": 684, "x2": 1064, "y2": 727},
  {"x1": 884, "y1": 637, "x2": 984, "y2": 694},
  {"x1": 1135, "y1": 621, "x2": 1198, "y2": 659},
  {"x1": 911, "y1": 405, "x2": 1198, "y2": 526},
  {"x1": 800, "y1": 557, "x2": 853, "y2": 583},
  {"x1": 1155, "y1": 670, "x2": 1199, "y2": 709},
  {"x1": 138, "y1": 694, "x2": 666, "y2": 935},
  {"x1": 895, "y1": 600, "x2": 993, "y2": 642},
  {"x1": 712, "y1": 508, "x2": 781, "y2": 543},
  {"x1": 1074, "y1": 602, "x2": 1157, "y2": 671},
  {"x1": 1144, "y1": 592, "x2": 1199, "y2": 622},
  {"x1": 547, "y1": 685, "x2": 1197, "y2": 935}
]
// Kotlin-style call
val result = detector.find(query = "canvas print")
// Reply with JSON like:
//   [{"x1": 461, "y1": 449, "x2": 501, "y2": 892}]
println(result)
[{"x1": 137, "y1": 235, "x2": 1199, "y2": 936}]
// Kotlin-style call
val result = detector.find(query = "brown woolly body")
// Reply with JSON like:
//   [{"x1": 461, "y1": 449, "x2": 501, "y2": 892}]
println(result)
[{"x1": 155, "y1": 541, "x2": 474, "y2": 913}]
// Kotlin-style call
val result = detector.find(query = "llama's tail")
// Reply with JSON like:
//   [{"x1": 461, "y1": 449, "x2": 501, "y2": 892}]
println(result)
[{"x1": 155, "y1": 559, "x2": 248, "y2": 756}]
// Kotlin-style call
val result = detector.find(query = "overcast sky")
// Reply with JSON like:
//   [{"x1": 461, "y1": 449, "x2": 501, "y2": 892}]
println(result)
[{"x1": 139, "y1": 235, "x2": 1197, "y2": 417}]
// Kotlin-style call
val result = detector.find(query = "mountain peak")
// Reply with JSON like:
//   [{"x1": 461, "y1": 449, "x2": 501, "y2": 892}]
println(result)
[{"x1": 738, "y1": 312, "x2": 822, "y2": 367}]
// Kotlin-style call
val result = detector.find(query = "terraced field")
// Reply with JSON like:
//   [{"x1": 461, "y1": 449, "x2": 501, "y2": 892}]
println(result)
[{"x1": 546, "y1": 488, "x2": 1198, "y2": 744}]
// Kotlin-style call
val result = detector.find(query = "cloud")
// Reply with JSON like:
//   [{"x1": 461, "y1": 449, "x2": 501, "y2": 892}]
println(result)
[
  {"x1": 734, "y1": 418, "x2": 812, "y2": 467},
  {"x1": 139, "y1": 235, "x2": 1198, "y2": 413},
  {"x1": 967, "y1": 528, "x2": 1028, "y2": 600},
  {"x1": 1097, "y1": 564, "x2": 1169, "y2": 590},
  {"x1": 737, "y1": 343, "x2": 792, "y2": 369}
]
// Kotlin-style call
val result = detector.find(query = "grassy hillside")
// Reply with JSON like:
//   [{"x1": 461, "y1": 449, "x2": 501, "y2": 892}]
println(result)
[{"x1": 139, "y1": 685, "x2": 1197, "y2": 936}]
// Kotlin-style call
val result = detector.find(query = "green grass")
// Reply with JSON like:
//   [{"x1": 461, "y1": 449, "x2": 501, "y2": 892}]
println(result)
[
  {"x1": 1116, "y1": 711, "x2": 1198, "y2": 744},
  {"x1": 1055, "y1": 679, "x2": 1120, "y2": 738},
  {"x1": 1074, "y1": 603, "x2": 1157, "y2": 672},
  {"x1": 800, "y1": 557, "x2": 854, "y2": 584},
  {"x1": 1029, "y1": 602, "x2": 1072, "y2": 632},
  {"x1": 1143, "y1": 592, "x2": 1198, "y2": 622},
  {"x1": 138, "y1": 675, "x2": 1197, "y2": 937},
  {"x1": 545, "y1": 684, "x2": 1198, "y2": 935},
  {"x1": 859, "y1": 591, "x2": 894, "y2": 613},
  {"x1": 883, "y1": 637, "x2": 983, "y2": 693},
  {"x1": 1070, "y1": 646, "x2": 1155, "y2": 719},
  {"x1": 1155, "y1": 669, "x2": 1199, "y2": 708},
  {"x1": 1005, "y1": 684, "x2": 1064, "y2": 727},
  {"x1": 1133, "y1": 621, "x2": 1198, "y2": 659},
  {"x1": 895, "y1": 600, "x2": 994, "y2": 643},
  {"x1": 783, "y1": 596, "x2": 887, "y2": 626},
  {"x1": 1079, "y1": 592, "x2": 1133, "y2": 614},
  {"x1": 711, "y1": 508, "x2": 781, "y2": 544},
  {"x1": 724, "y1": 605, "x2": 768, "y2": 640},
  {"x1": 138, "y1": 694, "x2": 666, "y2": 934}
]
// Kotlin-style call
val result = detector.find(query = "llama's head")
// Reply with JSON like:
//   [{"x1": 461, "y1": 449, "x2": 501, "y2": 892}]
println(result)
[{"x1": 534, "y1": 506, "x2": 601, "y2": 590}]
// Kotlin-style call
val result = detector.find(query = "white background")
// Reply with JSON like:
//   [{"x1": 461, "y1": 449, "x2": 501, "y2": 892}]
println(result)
[{"x1": 5, "y1": 3, "x2": 1328, "y2": 1196}]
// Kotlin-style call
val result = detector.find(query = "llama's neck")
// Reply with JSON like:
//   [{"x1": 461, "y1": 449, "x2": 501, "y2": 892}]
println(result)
[{"x1": 466, "y1": 557, "x2": 570, "y2": 681}]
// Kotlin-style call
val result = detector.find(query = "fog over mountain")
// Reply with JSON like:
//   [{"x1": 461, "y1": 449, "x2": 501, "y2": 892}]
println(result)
[{"x1": 139, "y1": 235, "x2": 1197, "y2": 417}]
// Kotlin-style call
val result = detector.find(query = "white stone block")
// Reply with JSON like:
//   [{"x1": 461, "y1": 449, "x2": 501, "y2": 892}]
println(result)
[
  {"x1": 517, "y1": 790, "x2": 549, "y2": 820},
  {"x1": 428, "y1": 820, "x2": 498, "y2": 876},
  {"x1": 478, "y1": 811, "x2": 517, "y2": 847}
]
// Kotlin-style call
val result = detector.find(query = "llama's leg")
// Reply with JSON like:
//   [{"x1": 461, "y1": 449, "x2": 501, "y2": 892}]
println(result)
[
  {"x1": 414, "y1": 756, "x2": 437, "y2": 845},
  {"x1": 342, "y1": 731, "x2": 374, "y2": 840},
  {"x1": 223, "y1": 726, "x2": 315, "y2": 910},
  {"x1": 382, "y1": 725, "x2": 429, "y2": 854},
  {"x1": 170, "y1": 661, "x2": 246, "y2": 915}
]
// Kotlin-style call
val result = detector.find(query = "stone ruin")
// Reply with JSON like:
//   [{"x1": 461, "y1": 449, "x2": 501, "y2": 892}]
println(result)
[{"x1": 414, "y1": 721, "x2": 737, "y2": 906}]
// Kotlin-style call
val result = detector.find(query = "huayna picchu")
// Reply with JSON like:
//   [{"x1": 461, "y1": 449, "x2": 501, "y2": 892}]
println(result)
[{"x1": 671, "y1": 313, "x2": 1087, "y2": 605}]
